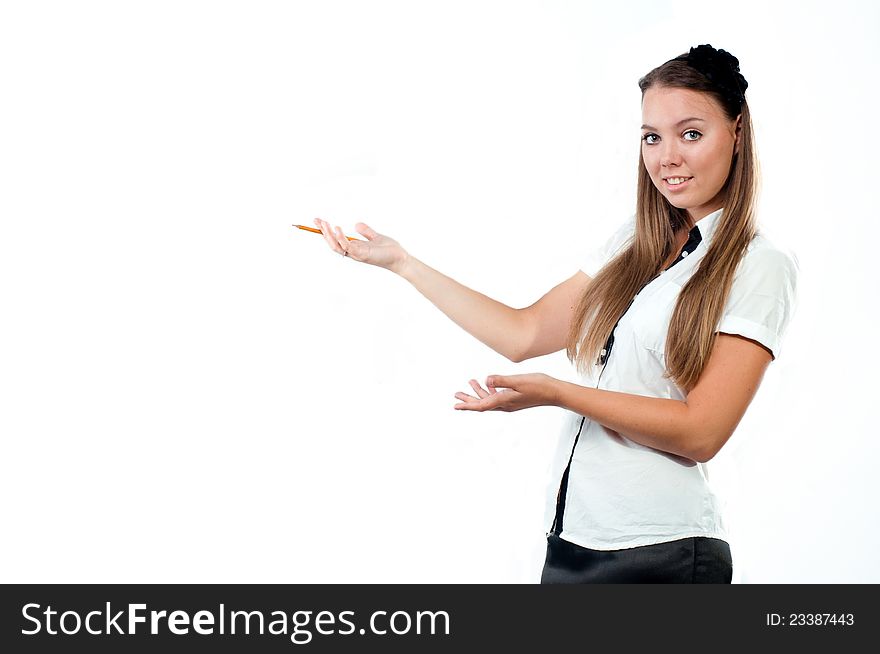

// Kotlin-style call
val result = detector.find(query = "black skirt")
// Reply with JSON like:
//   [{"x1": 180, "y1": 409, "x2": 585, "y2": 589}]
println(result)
[{"x1": 540, "y1": 534, "x2": 732, "y2": 584}]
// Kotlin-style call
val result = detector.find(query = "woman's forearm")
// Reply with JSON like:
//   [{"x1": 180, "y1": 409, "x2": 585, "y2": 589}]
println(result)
[
  {"x1": 552, "y1": 380, "x2": 704, "y2": 462},
  {"x1": 396, "y1": 253, "x2": 528, "y2": 363}
]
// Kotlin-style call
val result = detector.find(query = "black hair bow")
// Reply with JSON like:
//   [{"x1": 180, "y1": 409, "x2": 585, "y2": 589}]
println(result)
[{"x1": 679, "y1": 44, "x2": 748, "y2": 107}]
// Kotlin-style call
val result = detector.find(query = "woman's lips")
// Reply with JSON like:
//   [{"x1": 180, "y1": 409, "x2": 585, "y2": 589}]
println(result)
[{"x1": 664, "y1": 177, "x2": 693, "y2": 191}]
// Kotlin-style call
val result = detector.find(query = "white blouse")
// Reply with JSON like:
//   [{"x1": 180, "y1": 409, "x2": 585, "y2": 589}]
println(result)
[{"x1": 544, "y1": 207, "x2": 799, "y2": 550}]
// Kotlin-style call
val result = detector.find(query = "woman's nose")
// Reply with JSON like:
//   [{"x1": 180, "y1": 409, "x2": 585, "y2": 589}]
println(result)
[{"x1": 660, "y1": 141, "x2": 682, "y2": 167}]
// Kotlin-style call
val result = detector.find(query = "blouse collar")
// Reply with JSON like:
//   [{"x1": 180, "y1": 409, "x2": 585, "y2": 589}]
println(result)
[{"x1": 691, "y1": 206, "x2": 724, "y2": 244}]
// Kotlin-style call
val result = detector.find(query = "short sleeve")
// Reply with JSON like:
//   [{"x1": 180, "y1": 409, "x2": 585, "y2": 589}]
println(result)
[
  {"x1": 715, "y1": 244, "x2": 799, "y2": 361},
  {"x1": 580, "y1": 214, "x2": 636, "y2": 278}
]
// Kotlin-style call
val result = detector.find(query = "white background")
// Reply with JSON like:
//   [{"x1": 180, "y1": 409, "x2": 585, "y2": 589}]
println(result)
[{"x1": 2, "y1": 0, "x2": 877, "y2": 583}]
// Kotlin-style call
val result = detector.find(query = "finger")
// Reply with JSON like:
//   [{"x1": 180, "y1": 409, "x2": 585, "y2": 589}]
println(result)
[
  {"x1": 315, "y1": 219, "x2": 342, "y2": 253},
  {"x1": 332, "y1": 225, "x2": 350, "y2": 253},
  {"x1": 454, "y1": 391, "x2": 479, "y2": 402},
  {"x1": 487, "y1": 375, "x2": 506, "y2": 388},
  {"x1": 469, "y1": 379, "x2": 489, "y2": 399},
  {"x1": 355, "y1": 222, "x2": 379, "y2": 240}
]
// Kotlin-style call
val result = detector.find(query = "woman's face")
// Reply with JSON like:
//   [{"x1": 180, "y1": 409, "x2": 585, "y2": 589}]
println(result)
[{"x1": 641, "y1": 86, "x2": 741, "y2": 223}]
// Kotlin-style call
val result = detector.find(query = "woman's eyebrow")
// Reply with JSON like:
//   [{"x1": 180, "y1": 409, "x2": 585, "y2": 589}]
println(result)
[{"x1": 640, "y1": 117, "x2": 706, "y2": 130}]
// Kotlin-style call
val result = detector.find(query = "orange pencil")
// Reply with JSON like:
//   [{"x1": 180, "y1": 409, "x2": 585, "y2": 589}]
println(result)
[{"x1": 292, "y1": 224, "x2": 364, "y2": 242}]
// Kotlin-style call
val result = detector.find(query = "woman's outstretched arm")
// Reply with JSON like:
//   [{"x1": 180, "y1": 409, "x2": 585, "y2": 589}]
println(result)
[
  {"x1": 552, "y1": 332, "x2": 772, "y2": 462},
  {"x1": 399, "y1": 259, "x2": 594, "y2": 364},
  {"x1": 397, "y1": 254, "x2": 529, "y2": 363},
  {"x1": 315, "y1": 218, "x2": 595, "y2": 364},
  {"x1": 454, "y1": 332, "x2": 771, "y2": 463}
]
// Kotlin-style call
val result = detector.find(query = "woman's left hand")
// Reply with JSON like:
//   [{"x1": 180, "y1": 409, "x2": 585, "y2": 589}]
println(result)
[{"x1": 453, "y1": 373, "x2": 560, "y2": 412}]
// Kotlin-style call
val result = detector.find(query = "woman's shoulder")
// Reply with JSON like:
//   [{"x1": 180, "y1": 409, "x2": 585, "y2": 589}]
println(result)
[
  {"x1": 603, "y1": 212, "x2": 637, "y2": 239},
  {"x1": 609, "y1": 213, "x2": 638, "y2": 247},
  {"x1": 737, "y1": 230, "x2": 799, "y2": 283}
]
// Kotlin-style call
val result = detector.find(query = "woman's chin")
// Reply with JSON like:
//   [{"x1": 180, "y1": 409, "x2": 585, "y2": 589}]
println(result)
[
  {"x1": 660, "y1": 194, "x2": 686, "y2": 208},
  {"x1": 659, "y1": 192, "x2": 702, "y2": 211}
]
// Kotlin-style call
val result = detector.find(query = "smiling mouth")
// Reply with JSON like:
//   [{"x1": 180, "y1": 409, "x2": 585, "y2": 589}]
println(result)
[{"x1": 664, "y1": 176, "x2": 693, "y2": 189}]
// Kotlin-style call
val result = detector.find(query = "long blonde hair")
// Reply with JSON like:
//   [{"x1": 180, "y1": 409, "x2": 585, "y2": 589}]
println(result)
[{"x1": 565, "y1": 55, "x2": 760, "y2": 393}]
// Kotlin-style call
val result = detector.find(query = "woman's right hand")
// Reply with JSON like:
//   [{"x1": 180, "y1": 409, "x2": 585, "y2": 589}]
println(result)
[{"x1": 313, "y1": 218, "x2": 410, "y2": 275}]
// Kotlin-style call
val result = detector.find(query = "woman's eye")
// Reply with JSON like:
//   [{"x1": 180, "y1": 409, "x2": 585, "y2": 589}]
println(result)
[{"x1": 642, "y1": 130, "x2": 702, "y2": 145}]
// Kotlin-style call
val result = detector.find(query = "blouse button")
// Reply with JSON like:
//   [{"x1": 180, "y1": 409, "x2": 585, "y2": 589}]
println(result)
[{"x1": 681, "y1": 250, "x2": 689, "y2": 257}]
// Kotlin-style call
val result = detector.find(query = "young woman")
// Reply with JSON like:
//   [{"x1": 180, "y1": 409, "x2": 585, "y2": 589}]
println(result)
[{"x1": 312, "y1": 44, "x2": 798, "y2": 583}]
